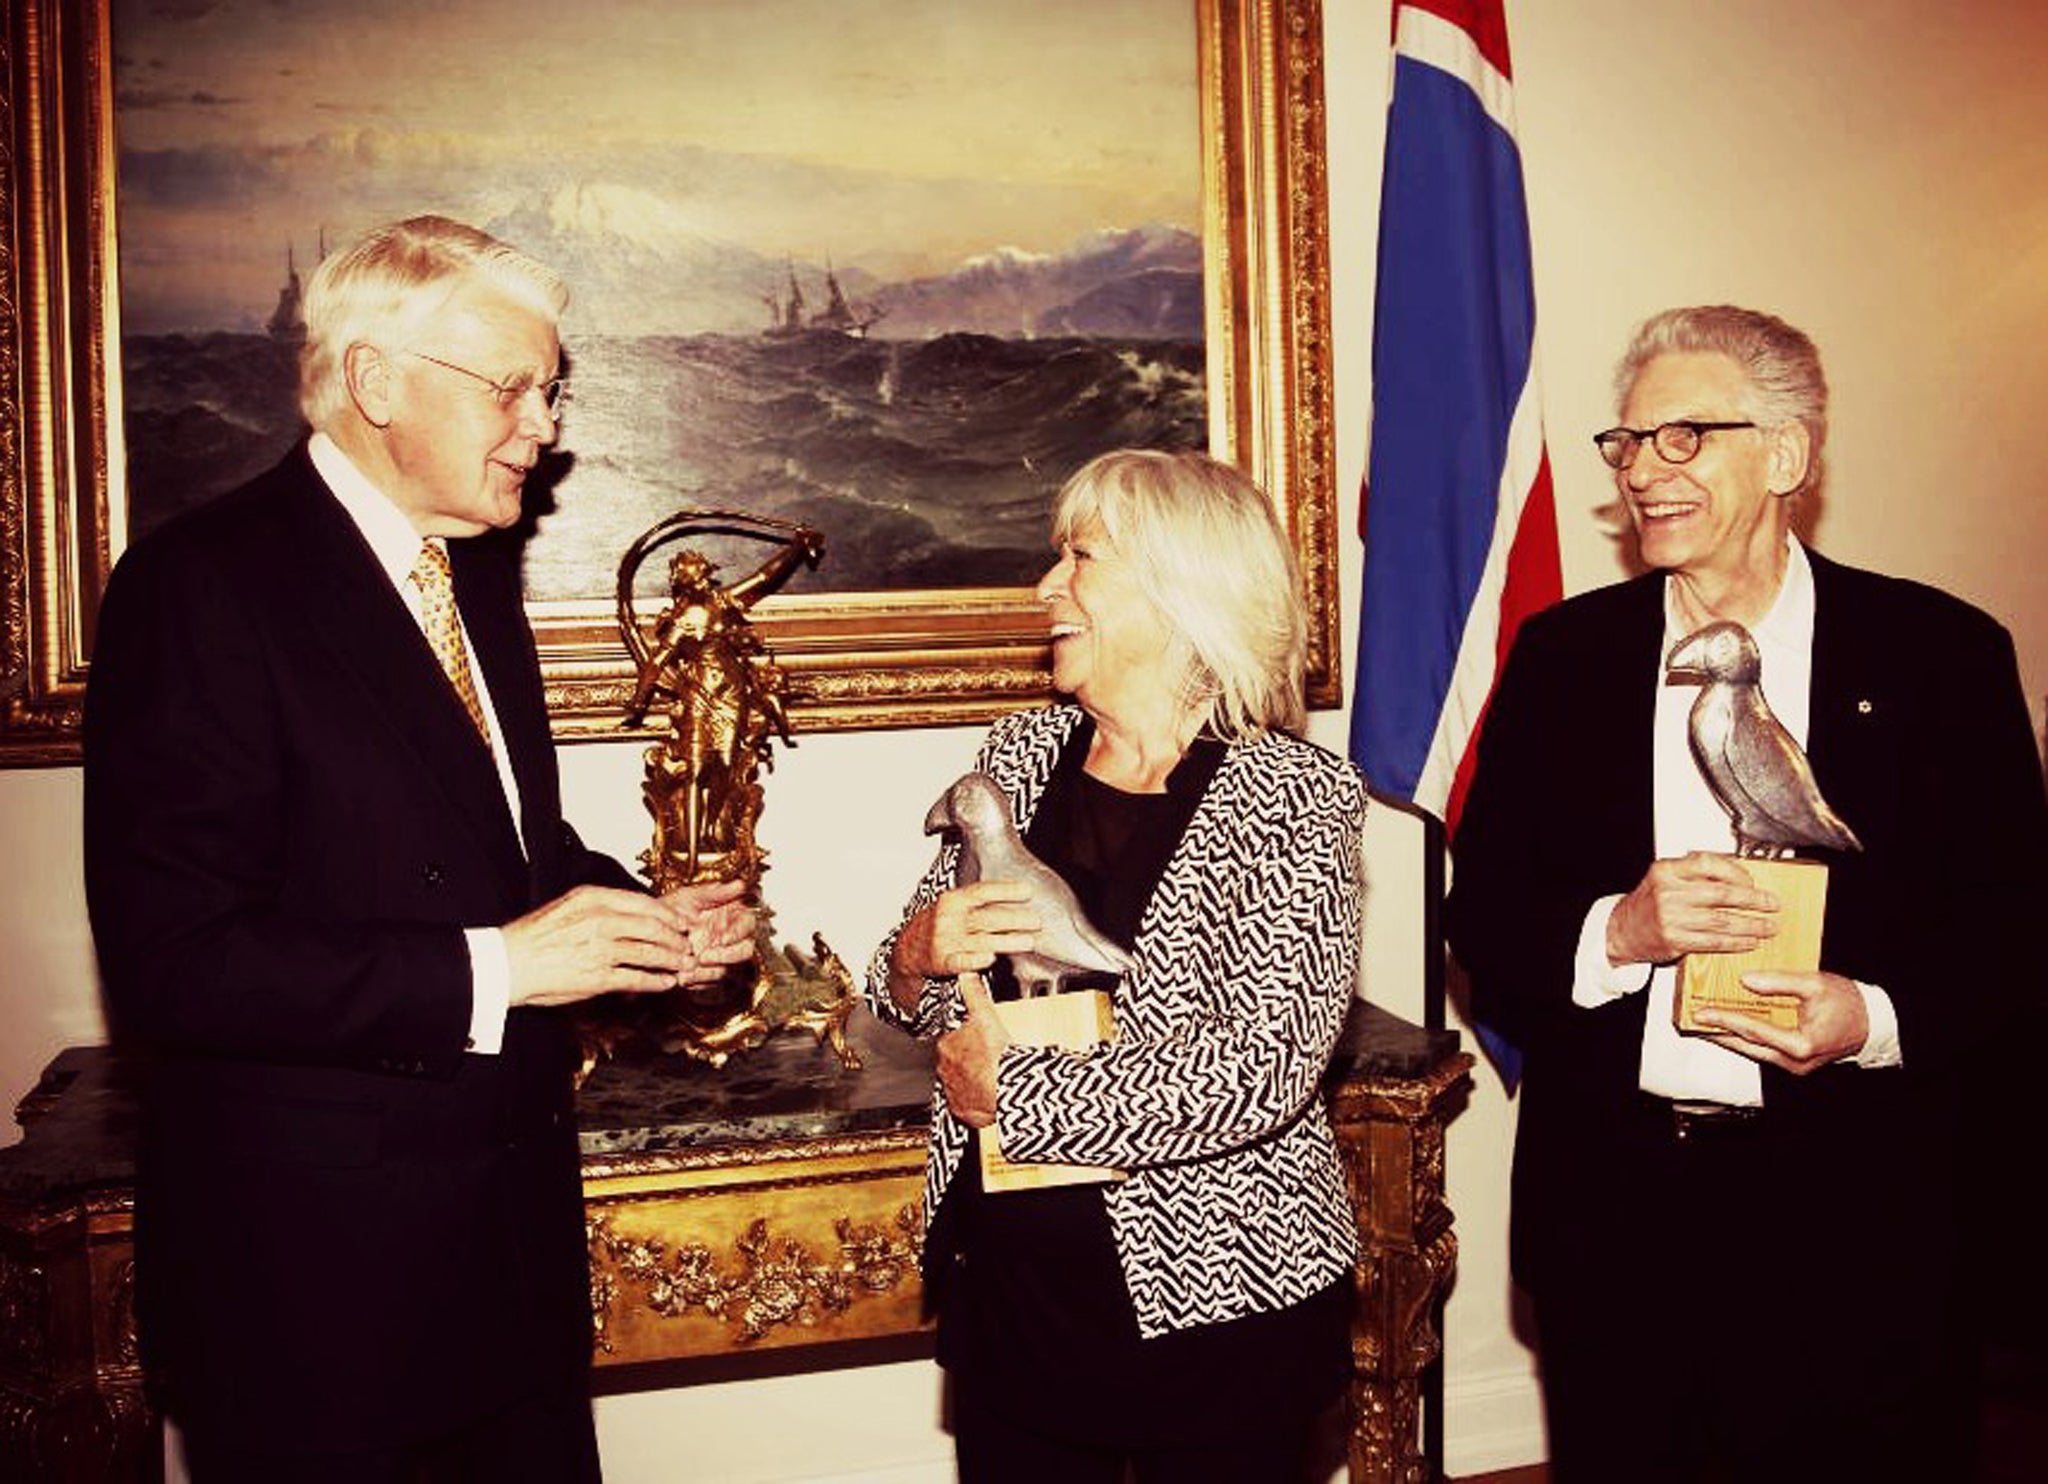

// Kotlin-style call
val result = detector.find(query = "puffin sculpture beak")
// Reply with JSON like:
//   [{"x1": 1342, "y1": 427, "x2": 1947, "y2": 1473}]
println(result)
[{"x1": 1664, "y1": 630, "x2": 1709, "y2": 684}]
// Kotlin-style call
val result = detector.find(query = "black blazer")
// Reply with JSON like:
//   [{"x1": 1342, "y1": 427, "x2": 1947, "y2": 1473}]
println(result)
[
  {"x1": 84, "y1": 444, "x2": 632, "y2": 1450},
  {"x1": 1446, "y1": 549, "x2": 2048, "y2": 1292}
]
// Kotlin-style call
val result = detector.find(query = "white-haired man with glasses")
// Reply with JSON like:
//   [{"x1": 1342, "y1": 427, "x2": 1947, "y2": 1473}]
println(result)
[
  {"x1": 1447, "y1": 305, "x2": 2047, "y2": 1481},
  {"x1": 85, "y1": 216, "x2": 757, "y2": 1482}
]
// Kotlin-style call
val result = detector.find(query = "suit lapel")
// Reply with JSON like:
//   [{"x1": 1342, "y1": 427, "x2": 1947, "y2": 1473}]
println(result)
[
  {"x1": 451, "y1": 532, "x2": 557, "y2": 864},
  {"x1": 1802, "y1": 550, "x2": 1868, "y2": 783},
  {"x1": 272, "y1": 454, "x2": 527, "y2": 873},
  {"x1": 1004, "y1": 707, "x2": 1085, "y2": 835},
  {"x1": 1800, "y1": 550, "x2": 1892, "y2": 864},
  {"x1": 1606, "y1": 575, "x2": 1667, "y2": 871}
]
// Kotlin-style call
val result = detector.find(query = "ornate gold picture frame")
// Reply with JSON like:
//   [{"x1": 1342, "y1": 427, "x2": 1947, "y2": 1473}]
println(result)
[{"x1": 0, "y1": 0, "x2": 1334, "y2": 764}]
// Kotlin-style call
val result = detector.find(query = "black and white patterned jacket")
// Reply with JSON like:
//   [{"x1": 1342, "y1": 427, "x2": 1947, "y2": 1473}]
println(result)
[{"x1": 866, "y1": 704, "x2": 1365, "y2": 1339}]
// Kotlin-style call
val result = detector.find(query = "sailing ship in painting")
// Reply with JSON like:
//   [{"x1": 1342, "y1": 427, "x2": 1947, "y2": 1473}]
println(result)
[
  {"x1": 265, "y1": 230, "x2": 325, "y2": 344},
  {"x1": 266, "y1": 245, "x2": 305, "y2": 344},
  {"x1": 763, "y1": 260, "x2": 885, "y2": 339},
  {"x1": 120, "y1": 220, "x2": 1206, "y2": 598}
]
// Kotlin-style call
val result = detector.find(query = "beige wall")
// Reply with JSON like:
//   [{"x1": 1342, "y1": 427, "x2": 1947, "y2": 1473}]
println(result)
[{"x1": 6, "y1": 2, "x2": 2046, "y2": 1477}]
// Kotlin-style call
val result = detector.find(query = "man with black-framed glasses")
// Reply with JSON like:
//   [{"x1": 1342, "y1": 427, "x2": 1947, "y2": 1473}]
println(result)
[
  {"x1": 1446, "y1": 305, "x2": 2046, "y2": 1481},
  {"x1": 85, "y1": 216, "x2": 757, "y2": 1482}
]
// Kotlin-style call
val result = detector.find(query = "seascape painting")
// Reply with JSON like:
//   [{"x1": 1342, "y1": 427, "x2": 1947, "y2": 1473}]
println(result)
[{"x1": 112, "y1": 0, "x2": 1206, "y2": 599}]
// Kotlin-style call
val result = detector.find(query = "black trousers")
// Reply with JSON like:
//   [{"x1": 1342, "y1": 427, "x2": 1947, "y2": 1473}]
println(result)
[
  {"x1": 953, "y1": 1378, "x2": 1333, "y2": 1484},
  {"x1": 1529, "y1": 1101, "x2": 1972, "y2": 1484},
  {"x1": 175, "y1": 1375, "x2": 601, "y2": 1484}
]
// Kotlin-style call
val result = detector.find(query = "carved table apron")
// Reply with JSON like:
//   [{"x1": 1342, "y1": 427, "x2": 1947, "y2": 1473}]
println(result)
[{"x1": 0, "y1": 1003, "x2": 1468, "y2": 1482}]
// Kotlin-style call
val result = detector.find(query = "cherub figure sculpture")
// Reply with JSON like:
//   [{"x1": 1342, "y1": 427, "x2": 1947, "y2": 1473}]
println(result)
[
  {"x1": 582, "y1": 510, "x2": 857, "y2": 1073},
  {"x1": 622, "y1": 532, "x2": 817, "y2": 888}
]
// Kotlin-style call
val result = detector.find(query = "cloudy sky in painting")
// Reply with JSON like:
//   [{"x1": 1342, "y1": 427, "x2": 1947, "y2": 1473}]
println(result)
[{"x1": 113, "y1": 0, "x2": 1199, "y2": 333}]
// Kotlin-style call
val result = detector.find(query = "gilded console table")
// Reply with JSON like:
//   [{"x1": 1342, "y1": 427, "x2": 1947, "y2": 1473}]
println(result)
[
  {"x1": 573, "y1": 1008, "x2": 937, "y2": 1367},
  {"x1": 1327, "y1": 1011, "x2": 1473, "y2": 1484},
  {"x1": 0, "y1": 1051, "x2": 153, "y2": 1484},
  {"x1": 0, "y1": 1002, "x2": 1468, "y2": 1482}
]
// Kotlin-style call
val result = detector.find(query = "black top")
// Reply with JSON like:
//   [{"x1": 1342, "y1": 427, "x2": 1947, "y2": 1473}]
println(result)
[{"x1": 932, "y1": 718, "x2": 1351, "y2": 1447}]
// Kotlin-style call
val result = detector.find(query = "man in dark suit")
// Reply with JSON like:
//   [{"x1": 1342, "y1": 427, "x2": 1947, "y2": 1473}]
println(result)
[
  {"x1": 1446, "y1": 305, "x2": 2048, "y2": 1482},
  {"x1": 84, "y1": 216, "x2": 755, "y2": 1482}
]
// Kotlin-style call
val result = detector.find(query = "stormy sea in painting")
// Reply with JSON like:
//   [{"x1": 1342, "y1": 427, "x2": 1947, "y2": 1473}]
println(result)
[{"x1": 120, "y1": 328, "x2": 1206, "y2": 598}]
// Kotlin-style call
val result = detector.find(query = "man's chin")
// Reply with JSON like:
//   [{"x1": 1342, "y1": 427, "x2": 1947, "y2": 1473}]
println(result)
[
  {"x1": 1634, "y1": 529, "x2": 1696, "y2": 570},
  {"x1": 482, "y1": 478, "x2": 529, "y2": 528},
  {"x1": 440, "y1": 507, "x2": 517, "y2": 538}
]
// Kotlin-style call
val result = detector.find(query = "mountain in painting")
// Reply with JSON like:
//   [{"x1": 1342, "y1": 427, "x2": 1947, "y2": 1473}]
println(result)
[
  {"x1": 483, "y1": 186, "x2": 1198, "y2": 343},
  {"x1": 870, "y1": 225, "x2": 1203, "y2": 340}
]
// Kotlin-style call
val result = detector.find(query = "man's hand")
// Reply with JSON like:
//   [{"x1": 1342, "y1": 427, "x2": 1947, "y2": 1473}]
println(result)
[
  {"x1": 1607, "y1": 851, "x2": 1779, "y2": 966},
  {"x1": 504, "y1": 885, "x2": 698, "y2": 1008},
  {"x1": 1691, "y1": 969, "x2": 1869, "y2": 1074},
  {"x1": 936, "y1": 972, "x2": 1009, "y2": 1128},
  {"x1": 660, "y1": 879, "x2": 757, "y2": 986},
  {"x1": 886, "y1": 880, "x2": 1039, "y2": 1012}
]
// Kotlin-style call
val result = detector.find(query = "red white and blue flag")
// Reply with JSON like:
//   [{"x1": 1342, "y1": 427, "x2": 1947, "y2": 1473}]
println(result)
[{"x1": 1350, "y1": 0, "x2": 1560, "y2": 835}]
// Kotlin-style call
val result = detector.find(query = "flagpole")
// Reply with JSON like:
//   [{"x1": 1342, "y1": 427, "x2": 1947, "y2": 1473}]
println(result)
[
  {"x1": 1422, "y1": 805, "x2": 1447, "y2": 1479},
  {"x1": 1422, "y1": 810, "x2": 1445, "y2": 1034},
  {"x1": 1368, "y1": 793, "x2": 1451, "y2": 1476}
]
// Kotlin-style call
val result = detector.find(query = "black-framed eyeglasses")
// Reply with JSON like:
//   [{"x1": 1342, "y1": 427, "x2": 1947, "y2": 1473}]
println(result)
[
  {"x1": 1592, "y1": 420, "x2": 1755, "y2": 470},
  {"x1": 405, "y1": 350, "x2": 569, "y2": 419}
]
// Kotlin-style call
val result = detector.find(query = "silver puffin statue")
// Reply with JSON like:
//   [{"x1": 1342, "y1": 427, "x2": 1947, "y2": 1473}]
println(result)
[
  {"x1": 1665, "y1": 621, "x2": 1862, "y2": 858},
  {"x1": 923, "y1": 772, "x2": 1137, "y2": 997}
]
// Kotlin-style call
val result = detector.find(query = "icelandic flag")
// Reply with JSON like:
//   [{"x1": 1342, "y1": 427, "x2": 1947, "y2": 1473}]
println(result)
[{"x1": 1350, "y1": 0, "x2": 1560, "y2": 837}]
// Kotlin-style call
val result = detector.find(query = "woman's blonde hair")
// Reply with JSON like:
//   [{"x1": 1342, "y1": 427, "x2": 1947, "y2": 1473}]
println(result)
[{"x1": 1051, "y1": 449, "x2": 1307, "y2": 740}]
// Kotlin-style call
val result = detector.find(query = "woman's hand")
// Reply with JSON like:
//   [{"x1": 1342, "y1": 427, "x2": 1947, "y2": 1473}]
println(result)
[
  {"x1": 936, "y1": 972, "x2": 1009, "y2": 1127},
  {"x1": 885, "y1": 880, "x2": 1039, "y2": 1012}
]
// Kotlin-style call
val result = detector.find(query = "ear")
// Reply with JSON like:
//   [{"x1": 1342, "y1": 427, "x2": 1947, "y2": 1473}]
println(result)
[
  {"x1": 344, "y1": 342, "x2": 395, "y2": 428},
  {"x1": 1766, "y1": 420, "x2": 1811, "y2": 497}
]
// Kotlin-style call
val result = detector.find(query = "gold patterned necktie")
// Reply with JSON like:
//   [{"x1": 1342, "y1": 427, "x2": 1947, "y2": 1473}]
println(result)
[{"x1": 409, "y1": 539, "x2": 490, "y2": 743}]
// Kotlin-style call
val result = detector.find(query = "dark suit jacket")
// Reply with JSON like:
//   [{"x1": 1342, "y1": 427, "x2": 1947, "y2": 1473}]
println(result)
[
  {"x1": 1446, "y1": 549, "x2": 2048, "y2": 1299},
  {"x1": 83, "y1": 444, "x2": 634, "y2": 1451}
]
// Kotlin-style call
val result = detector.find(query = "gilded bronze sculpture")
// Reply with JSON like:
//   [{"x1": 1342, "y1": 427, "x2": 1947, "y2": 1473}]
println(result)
[{"x1": 585, "y1": 508, "x2": 860, "y2": 1072}]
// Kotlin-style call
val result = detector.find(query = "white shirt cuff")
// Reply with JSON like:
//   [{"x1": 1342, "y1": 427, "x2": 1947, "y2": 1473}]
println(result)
[
  {"x1": 464, "y1": 927, "x2": 510, "y2": 1055},
  {"x1": 1573, "y1": 895, "x2": 1652, "y2": 1007},
  {"x1": 1851, "y1": 980, "x2": 1902, "y2": 1068}
]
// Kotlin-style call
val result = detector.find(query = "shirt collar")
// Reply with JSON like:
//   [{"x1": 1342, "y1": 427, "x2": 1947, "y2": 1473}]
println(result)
[
  {"x1": 308, "y1": 432, "x2": 429, "y2": 590},
  {"x1": 1661, "y1": 531, "x2": 1814, "y2": 647}
]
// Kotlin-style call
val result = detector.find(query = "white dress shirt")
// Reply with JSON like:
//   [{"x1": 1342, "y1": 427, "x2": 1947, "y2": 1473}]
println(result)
[
  {"x1": 1568, "y1": 537, "x2": 1901, "y2": 1104},
  {"x1": 309, "y1": 434, "x2": 520, "y2": 1054}
]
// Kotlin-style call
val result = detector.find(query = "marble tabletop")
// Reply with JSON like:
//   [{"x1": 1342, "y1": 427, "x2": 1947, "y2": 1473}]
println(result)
[
  {"x1": 576, "y1": 1007, "x2": 935, "y2": 1157},
  {"x1": 1, "y1": 999, "x2": 1459, "y2": 1198}
]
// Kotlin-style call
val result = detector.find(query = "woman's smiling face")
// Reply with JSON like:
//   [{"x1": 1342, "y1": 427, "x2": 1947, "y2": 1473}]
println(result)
[{"x1": 1035, "y1": 516, "x2": 1179, "y2": 722}]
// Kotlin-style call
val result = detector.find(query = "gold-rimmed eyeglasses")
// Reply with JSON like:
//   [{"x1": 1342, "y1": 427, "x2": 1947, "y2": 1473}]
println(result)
[
  {"x1": 1593, "y1": 420, "x2": 1755, "y2": 470},
  {"x1": 405, "y1": 350, "x2": 569, "y2": 419}
]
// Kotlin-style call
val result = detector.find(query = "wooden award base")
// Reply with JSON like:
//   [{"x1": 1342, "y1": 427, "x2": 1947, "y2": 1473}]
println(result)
[
  {"x1": 1676, "y1": 856, "x2": 1828, "y2": 1033},
  {"x1": 980, "y1": 989, "x2": 1125, "y2": 1194}
]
